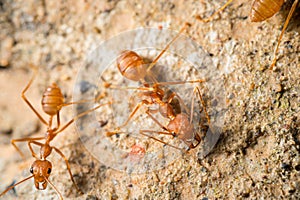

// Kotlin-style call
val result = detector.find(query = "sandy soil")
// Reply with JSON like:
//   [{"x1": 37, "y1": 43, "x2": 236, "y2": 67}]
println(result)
[{"x1": 0, "y1": 0, "x2": 299, "y2": 199}]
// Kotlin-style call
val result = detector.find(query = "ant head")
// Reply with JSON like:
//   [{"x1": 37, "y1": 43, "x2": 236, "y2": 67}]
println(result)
[
  {"x1": 167, "y1": 113, "x2": 194, "y2": 141},
  {"x1": 30, "y1": 160, "x2": 52, "y2": 190},
  {"x1": 117, "y1": 50, "x2": 147, "y2": 82}
]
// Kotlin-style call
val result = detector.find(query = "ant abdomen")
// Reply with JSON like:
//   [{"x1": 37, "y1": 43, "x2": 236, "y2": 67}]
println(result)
[
  {"x1": 41, "y1": 83, "x2": 64, "y2": 116},
  {"x1": 250, "y1": 0, "x2": 284, "y2": 22},
  {"x1": 117, "y1": 50, "x2": 147, "y2": 82}
]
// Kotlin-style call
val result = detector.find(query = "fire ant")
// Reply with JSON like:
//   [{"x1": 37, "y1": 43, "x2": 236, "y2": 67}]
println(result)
[
  {"x1": 104, "y1": 23, "x2": 210, "y2": 151},
  {"x1": 0, "y1": 65, "x2": 109, "y2": 199},
  {"x1": 196, "y1": 0, "x2": 299, "y2": 69}
]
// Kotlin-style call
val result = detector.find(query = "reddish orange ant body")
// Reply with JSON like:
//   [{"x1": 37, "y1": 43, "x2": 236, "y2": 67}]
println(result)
[{"x1": 0, "y1": 66, "x2": 108, "y2": 199}]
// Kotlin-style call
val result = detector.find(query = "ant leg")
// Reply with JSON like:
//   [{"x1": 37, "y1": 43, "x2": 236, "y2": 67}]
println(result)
[
  {"x1": 103, "y1": 75, "x2": 204, "y2": 94},
  {"x1": 44, "y1": 176, "x2": 63, "y2": 200},
  {"x1": 270, "y1": 0, "x2": 298, "y2": 70},
  {"x1": 186, "y1": 86, "x2": 209, "y2": 149},
  {"x1": 22, "y1": 65, "x2": 48, "y2": 125},
  {"x1": 52, "y1": 146, "x2": 83, "y2": 194},
  {"x1": 28, "y1": 141, "x2": 43, "y2": 159},
  {"x1": 193, "y1": 86, "x2": 210, "y2": 124},
  {"x1": 55, "y1": 102, "x2": 111, "y2": 135},
  {"x1": 155, "y1": 79, "x2": 205, "y2": 87},
  {"x1": 145, "y1": 110, "x2": 169, "y2": 131},
  {"x1": 166, "y1": 92, "x2": 176, "y2": 104},
  {"x1": 0, "y1": 175, "x2": 34, "y2": 197},
  {"x1": 102, "y1": 80, "x2": 157, "y2": 92},
  {"x1": 107, "y1": 100, "x2": 151, "y2": 136},
  {"x1": 196, "y1": 0, "x2": 234, "y2": 22},
  {"x1": 188, "y1": 132, "x2": 202, "y2": 150},
  {"x1": 139, "y1": 130, "x2": 184, "y2": 151},
  {"x1": 11, "y1": 137, "x2": 44, "y2": 160},
  {"x1": 187, "y1": 142, "x2": 200, "y2": 150},
  {"x1": 146, "y1": 23, "x2": 190, "y2": 73},
  {"x1": 59, "y1": 92, "x2": 106, "y2": 107},
  {"x1": 101, "y1": 75, "x2": 154, "y2": 91}
]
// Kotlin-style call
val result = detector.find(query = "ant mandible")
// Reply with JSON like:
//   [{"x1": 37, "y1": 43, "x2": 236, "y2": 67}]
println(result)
[
  {"x1": 0, "y1": 65, "x2": 109, "y2": 199},
  {"x1": 197, "y1": 0, "x2": 299, "y2": 69}
]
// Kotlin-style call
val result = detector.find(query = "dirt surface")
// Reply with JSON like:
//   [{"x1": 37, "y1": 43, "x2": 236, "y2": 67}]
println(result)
[{"x1": 0, "y1": 0, "x2": 299, "y2": 199}]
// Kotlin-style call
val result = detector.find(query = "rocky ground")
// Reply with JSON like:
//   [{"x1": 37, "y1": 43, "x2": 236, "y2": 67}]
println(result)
[{"x1": 0, "y1": 0, "x2": 299, "y2": 199}]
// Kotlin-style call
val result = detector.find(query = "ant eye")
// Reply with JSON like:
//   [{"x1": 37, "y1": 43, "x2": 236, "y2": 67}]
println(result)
[
  {"x1": 47, "y1": 168, "x2": 51, "y2": 174},
  {"x1": 30, "y1": 167, "x2": 33, "y2": 174}
]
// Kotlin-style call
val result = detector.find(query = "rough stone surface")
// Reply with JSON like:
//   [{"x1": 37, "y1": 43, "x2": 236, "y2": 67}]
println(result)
[{"x1": 0, "y1": 0, "x2": 299, "y2": 199}]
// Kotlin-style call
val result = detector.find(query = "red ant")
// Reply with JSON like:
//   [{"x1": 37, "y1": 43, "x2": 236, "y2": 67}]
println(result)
[
  {"x1": 197, "y1": 0, "x2": 299, "y2": 69},
  {"x1": 104, "y1": 23, "x2": 210, "y2": 151},
  {"x1": 0, "y1": 65, "x2": 109, "y2": 199}
]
